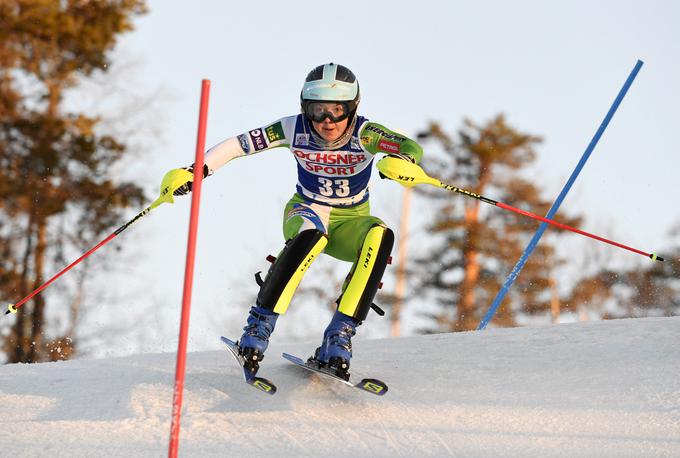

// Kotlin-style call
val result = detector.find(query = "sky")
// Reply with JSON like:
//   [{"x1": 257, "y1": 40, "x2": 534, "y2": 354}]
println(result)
[{"x1": 59, "y1": 0, "x2": 680, "y2": 356}]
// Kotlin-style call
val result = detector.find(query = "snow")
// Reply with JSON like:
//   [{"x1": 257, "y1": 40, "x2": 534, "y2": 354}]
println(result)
[{"x1": 1, "y1": 317, "x2": 679, "y2": 457}]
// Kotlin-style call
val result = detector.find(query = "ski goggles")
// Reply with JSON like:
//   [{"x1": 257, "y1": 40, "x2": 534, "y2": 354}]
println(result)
[{"x1": 303, "y1": 101, "x2": 350, "y2": 123}]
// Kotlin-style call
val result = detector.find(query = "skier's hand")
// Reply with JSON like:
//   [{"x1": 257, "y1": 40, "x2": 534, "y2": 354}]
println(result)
[
  {"x1": 378, "y1": 154, "x2": 415, "y2": 179},
  {"x1": 158, "y1": 164, "x2": 211, "y2": 204}
]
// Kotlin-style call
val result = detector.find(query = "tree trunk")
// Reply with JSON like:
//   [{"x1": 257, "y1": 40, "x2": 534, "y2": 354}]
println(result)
[
  {"x1": 22, "y1": 83, "x2": 60, "y2": 362},
  {"x1": 27, "y1": 217, "x2": 48, "y2": 362},
  {"x1": 11, "y1": 212, "x2": 34, "y2": 363},
  {"x1": 391, "y1": 187, "x2": 411, "y2": 337},
  {"x1": 453, "y1": 165, "x2": 491, "y2": 332},
  {"x1": 550, "y1": 274, "x2": 560, "y2": 324},
  {"x1": 455, "y1": 200, "x2": 481, "y2": 331}
]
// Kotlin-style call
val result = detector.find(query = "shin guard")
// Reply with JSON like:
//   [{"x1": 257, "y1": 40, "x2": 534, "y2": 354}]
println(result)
[
  {"x1": 338, "y1": 225, "x2": 394, "y2": 321},
  {"x1": 257, "y1": 229, "x2": 327, "y2": 314}
]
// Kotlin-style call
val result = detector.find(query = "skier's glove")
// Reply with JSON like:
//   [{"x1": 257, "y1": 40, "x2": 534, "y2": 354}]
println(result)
[
  {"x1": 159, "y1": 164, "x2": 212, "y2": 204},
  {"x1": 379, "y1": 154, "x2": 415, "y2": 179},
  {"x1": 173, "y1": 164, "x2": 213, "y2": 195}
]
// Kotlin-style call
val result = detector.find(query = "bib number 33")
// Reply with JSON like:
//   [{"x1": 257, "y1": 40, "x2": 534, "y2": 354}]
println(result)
[{"x1": 318, "y1": 178, "x2": 350, "y2": 197}]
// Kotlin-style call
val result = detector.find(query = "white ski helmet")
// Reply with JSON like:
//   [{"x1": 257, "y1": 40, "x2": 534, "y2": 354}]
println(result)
[{"x1": 300, "y1": 63, "x2": 360, "y2": 123}]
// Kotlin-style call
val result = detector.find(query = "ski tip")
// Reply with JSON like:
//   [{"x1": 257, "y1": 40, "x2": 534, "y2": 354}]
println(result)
[
  {"x1": 248, "y1": 376, "x2": 277, "y2": 395},
  {"x1": 357, "y1": 378, "x2": 388, "y2": 396}
]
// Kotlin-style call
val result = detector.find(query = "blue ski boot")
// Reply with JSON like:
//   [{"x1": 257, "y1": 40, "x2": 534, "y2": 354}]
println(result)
[
  {"x1": 238, "y1": 306, "x2": 278, "y2": 376},
  {"x1": 314, "y1": 310, "x2": 360, "y2": 381}
]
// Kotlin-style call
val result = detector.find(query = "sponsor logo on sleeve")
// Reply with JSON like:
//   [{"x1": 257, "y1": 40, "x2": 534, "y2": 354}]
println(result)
[
  {"x1": 378, "y1": 138, "x2": 401, "y2": 153},
  {"x1": 249, "y1": 129, "x2": 268, "y2": 151},
  {"x1": 360, "y1": 135, "x2": 371, "y2": 146},
  {"x1": 237, "y1": 133, "x2": 251, "y2": 154},
  {"x1": 295, "y1": 133, "x2": 310, "y2": 146},
  {"x1": 265, "y1": 122, "x2": 285, "y2": 143},
  {"x1": 365, "y1": 124, "x2": 405, "y2": 142}
]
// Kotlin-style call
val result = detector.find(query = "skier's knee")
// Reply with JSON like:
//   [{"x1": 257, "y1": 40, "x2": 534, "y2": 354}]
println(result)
[
  {"x1": 337, "y1": 224, "x2": 394, "y2": 321},
  {"x1": 257, "y1": 229, "x2": 328, "y2": 314}
]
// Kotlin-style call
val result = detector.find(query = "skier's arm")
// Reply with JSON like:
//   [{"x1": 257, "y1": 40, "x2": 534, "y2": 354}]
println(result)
[
  {"x1": 358, "y1": 122, "x2": 424, "y2": 164},
  {"x1": 159, "y1": 117, "x2": 294, "y2": 201},
  {"x1": 204, "y1": 117, "x2": 294, "y2": 171}
]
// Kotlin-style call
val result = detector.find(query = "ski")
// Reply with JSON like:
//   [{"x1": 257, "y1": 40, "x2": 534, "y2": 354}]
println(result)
[
  {"x1": 220, "y1": 336, "x2": 277, "y2": 395},
  {"x1": 282, "y1": 352, "x2": 388, "y2": 396}
]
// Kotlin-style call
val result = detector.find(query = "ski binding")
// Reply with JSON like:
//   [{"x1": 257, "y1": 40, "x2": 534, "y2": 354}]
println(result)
[
  {"x1": 221, "y1": 336, "x2": 277, "y2": 395},
  {"x1": 282, "y1": 352, "x2": 388, "y2": 396}
]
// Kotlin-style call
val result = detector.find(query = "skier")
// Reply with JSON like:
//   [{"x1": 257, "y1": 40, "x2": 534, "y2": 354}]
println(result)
[{"x1": 161, "y1": 63, "x2": 423, "y2": 380}]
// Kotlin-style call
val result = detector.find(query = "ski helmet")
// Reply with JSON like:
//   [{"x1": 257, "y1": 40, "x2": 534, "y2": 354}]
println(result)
[{"x1": 301, "y1": 63, "x2": 360, "y2": 123}]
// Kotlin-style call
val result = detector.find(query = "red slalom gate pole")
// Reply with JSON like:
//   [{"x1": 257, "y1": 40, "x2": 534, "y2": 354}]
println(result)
[{"x1": 168, "y1": 79, "x2": 210, "y2": 458}]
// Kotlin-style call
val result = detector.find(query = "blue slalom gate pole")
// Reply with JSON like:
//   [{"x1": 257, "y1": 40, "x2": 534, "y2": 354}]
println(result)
[{"x1": 477, "y1": 59, "x2": 644, "y2": 331}]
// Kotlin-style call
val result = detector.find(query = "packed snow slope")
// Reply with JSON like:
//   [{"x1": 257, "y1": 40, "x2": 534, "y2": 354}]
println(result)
[{"x1": 1, "y1": 317, "x2": 678, "y2": 457}]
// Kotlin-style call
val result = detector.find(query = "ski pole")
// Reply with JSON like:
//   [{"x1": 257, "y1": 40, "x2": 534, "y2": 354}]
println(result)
[
  {"x1": 5, "y1": 196, "x2": 166, "y2": 316},
  {"x1": 376, "y1": 156, "x2": 664, "y2": 262}
]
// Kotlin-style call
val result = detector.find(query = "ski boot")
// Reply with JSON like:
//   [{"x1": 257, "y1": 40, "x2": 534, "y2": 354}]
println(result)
[
  {"x1": 311, "y1": 310, "x2": 360, "y2": 381},
  {"x1": 238, "y1": 306, "x2": 279, "y2": 377}
]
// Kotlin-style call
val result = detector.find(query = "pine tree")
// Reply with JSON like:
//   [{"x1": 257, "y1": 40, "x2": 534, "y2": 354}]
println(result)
[
  {"x1": 0, "y1": 0, "x2": 148, "y2": 362},
  {"x1": 415, "y1": 115, "x2": 582, "y2": 332}
]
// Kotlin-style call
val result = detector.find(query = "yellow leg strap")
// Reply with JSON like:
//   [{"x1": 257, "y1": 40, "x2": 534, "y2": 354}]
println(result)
[
  {"x1": 272, "y1": 236, "x2": 328, "y2": 314},
  {"x1": 338, "y1": 225, "x2": 386, "y2": 317}
]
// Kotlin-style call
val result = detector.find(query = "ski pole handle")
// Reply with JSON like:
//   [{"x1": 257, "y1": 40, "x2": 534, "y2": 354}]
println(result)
[{"x1": 5, "y1": 197, "x2": 165, "y2": 316}]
